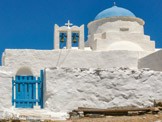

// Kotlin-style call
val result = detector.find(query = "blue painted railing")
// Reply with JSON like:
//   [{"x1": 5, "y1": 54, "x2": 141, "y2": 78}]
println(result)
[{"x1": 40, "y1": 70, "x2": 43, "y2": 108}]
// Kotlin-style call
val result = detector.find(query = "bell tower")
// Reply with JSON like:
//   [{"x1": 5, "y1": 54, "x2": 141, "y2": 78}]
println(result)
[{"x1": 54, "y1": 20, "x2": 84, "y2": 50}]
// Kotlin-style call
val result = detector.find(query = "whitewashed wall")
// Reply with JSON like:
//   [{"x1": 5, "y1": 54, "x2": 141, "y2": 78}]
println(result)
[
  {"x1": 86, "y1": 18, "x2": 155, "y2": 51},
  {"x1": 1, "y1": 66, "x2": 162, "y2": 119},
  {"x1": 0, "y1": 69, "x2": 12, "y2": 118},
  {"x1": 2, "y1": 49, "x2": 152, "y2": 76},
  {"x1": 139, "y1": 50, "x2": 162, "y2": 71},
  {"x1": 88, "y1": 17, "x2": 144, "y2": 35},
  {"x1": 44, "y1": 67, "x2": 162, "y2": 112},
  {"x1": 0, "y1": 67, "x2": 69, "y2": 120}
]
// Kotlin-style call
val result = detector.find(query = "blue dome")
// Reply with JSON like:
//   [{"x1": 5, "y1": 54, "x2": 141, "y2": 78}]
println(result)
[{"x1": 95, "y1": 6, "x2": 136, "y2": 20}]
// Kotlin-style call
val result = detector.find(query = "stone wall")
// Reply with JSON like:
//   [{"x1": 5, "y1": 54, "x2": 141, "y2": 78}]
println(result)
[
  {"x1": 1, "y1": 66, "x2": 162, "y2": 119},
  {"x1": 44, "y1": 67, "x2": 162, "y2": 112}
]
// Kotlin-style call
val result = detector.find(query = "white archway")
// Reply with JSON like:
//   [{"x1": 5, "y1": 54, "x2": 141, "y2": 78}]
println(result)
[{"x1": 16, "y1": 66, "x2": 33, "y2": 76}]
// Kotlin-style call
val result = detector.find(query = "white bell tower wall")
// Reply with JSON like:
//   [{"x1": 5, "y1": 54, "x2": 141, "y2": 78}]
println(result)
[{"x1": 54, "y1": 22, "x2": 84, "y2": 50}]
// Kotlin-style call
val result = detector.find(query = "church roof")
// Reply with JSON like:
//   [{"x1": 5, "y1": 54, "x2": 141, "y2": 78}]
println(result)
[{"x1": 94, "y1": 5, "x2": 136, "y2": 20}]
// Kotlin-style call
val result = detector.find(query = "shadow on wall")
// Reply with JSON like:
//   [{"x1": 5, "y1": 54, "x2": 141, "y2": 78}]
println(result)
[
  {"x1": 138, "y1": 50, "x2": 162, "y2": 71},
  {"x1": 16, "y1": 67, "x2": 33, "y2": 76}
]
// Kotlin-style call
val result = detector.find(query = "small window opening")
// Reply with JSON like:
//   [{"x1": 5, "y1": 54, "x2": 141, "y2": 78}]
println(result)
[{"x1": 120, "y1": 28, "x2": 129, "y2": 31}]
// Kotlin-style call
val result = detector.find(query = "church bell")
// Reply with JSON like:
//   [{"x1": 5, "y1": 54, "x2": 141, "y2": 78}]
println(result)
[
  {"x1": 60, "y1": 33, "x2": 65, "y2": 43},
  {"x1": 72, "y1": 34, "x2": 78, "y2": 43}
]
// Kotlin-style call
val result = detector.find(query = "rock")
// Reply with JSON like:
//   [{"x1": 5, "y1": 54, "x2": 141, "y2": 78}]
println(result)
[
  {"x1": 154, "y1": 115, "x2": 159, "y2": 117},
  {"x1": 78, "y1": 112, "x2": 84, "y2": 118},
  {"x1": 154, "y1": 100, "x2": 162, "y2": 107},
  {"x1": 154, "y1": 120, "x2": 162, "y2": 122},
  {"x1": 143, "y1": 117, "x2": 146, "y2": 119},
  {"x1": 152, "y1": 107, "x2": 159, "y2": 112}
]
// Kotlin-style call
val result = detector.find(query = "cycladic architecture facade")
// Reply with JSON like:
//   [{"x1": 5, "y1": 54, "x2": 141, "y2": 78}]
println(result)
[{"x1": 0, "y1": 3, "x2": 162, "y2": 120}]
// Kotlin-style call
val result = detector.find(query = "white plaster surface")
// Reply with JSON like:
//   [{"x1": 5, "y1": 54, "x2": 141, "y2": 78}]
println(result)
[
  {"x1": 45, "y1": 67, "x2": 162, "y2": 112},
  {"x1": 86, "y1": 17, "x2": 155, "y2": 51},
  {"x1": 0, "y1": 68, "x2": 68, "y2": 120},
  {"x1": 139, "y1": 50, "x2": 162, "y2": 71},
  {"x1": 0, "y1": 109, "x2": 68, "y2": 120},
  {"x1": 88, "y1": 17, "x2": 145, "y2": 35},
  {"x1": 107, "y1": 41, "x2": 144, "y2": 51},
  {"x1": 1, "y1": 63, "x2": 162, "y2": 120},
  {"x1": 2, "y1": 49, "x2": 153, "y2": 76},
  {"x1": 0, "y1": 69, "x2": 12, "y2": 119},
  {"x1": 54, "y1": 24, "x2": 84, "y2": 50}
]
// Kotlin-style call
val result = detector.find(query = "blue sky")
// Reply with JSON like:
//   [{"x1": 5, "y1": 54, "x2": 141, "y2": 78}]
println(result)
[{"x1": 0, "y1": 0, "x2": 161, "y2": 65}]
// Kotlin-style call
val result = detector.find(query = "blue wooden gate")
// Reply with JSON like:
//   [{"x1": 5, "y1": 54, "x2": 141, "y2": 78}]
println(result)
[{"x1": 12, "y1": 70, "x2": 43, "y2": 108}]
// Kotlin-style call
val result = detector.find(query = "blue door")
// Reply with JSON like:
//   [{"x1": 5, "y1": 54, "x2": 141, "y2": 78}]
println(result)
[
  {"x1": 12, "y1": 70, "x2": 43, "y2": 108},
  {"x1": 15, "y1": 76, "x2": 36, "y2": 108}
]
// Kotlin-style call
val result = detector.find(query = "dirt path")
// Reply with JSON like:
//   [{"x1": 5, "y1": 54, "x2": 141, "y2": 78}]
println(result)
[
  {"x1": 66, "y1": 113, "x2": 162, "y2": 122},
  {"x1": 2, "y1": 113, "x2": 162, "y2": 122}
]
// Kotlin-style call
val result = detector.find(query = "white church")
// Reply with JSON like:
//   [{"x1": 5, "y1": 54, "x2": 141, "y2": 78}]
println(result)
[{"x1": 0, "y1": 3, "x2": 162, "y2": 120}]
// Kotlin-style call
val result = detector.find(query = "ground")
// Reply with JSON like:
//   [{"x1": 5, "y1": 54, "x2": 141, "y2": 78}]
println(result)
[
  {"x1": 61, "y1": 113, "x2": 162, "y2": 122},
  {"x1": 2, "y1": 113, "x2": 162, "y2": 122}
]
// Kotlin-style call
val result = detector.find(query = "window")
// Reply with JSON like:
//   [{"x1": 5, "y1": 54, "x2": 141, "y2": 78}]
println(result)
[{"x1": 120, "y1": 28, "x2": 129, "y2": 31}]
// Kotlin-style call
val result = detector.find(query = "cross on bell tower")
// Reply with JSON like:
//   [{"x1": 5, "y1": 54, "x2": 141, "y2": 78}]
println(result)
[{"x1": 65, "y1": 20, "x2": 73, "y2": 28}]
